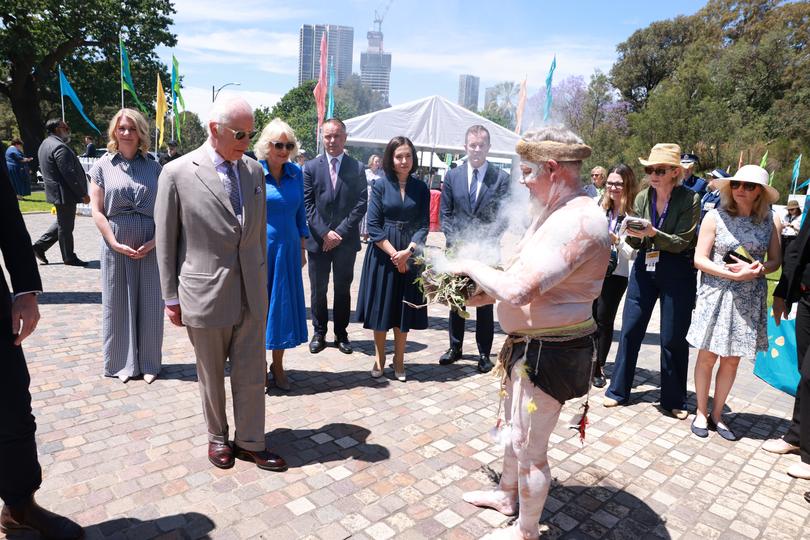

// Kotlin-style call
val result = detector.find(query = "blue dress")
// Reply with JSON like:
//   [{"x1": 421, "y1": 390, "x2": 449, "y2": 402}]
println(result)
[
  {"x1": 262, "y1": 161, "x2": 310, "y2": 349},
  {"x1": 356, "y1": 174, "x2": 429, "y2": 332},
  {"x1": 5, "y1": 146, "x2": 31, "y2": 197}
]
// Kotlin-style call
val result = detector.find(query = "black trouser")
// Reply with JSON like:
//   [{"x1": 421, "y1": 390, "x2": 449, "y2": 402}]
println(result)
[
  {"x1": 782, "y1": 236, "x2": 797, "y2": 265},
  {"x1": 33, "y1": 203, "x2": 77, "y2": 262},
  {"x1": 449, "y1": 305, "x2": 494, "y2": 357},
  {"x1": 307, "y1": 244, "x2": 357, "y2": 340},
  {"x1": 0, "y1": 315, "x2": 42, "y2": 506},
  {"x1": 784, "y1": 294, "x2": 810, "y2": 463},
  {"x1": 592, "y1": 274, "x2": 629, "y2": 370}
]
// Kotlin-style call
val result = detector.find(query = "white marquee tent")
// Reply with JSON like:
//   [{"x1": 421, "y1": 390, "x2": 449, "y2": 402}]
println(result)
[{"x1": 344, "y1": 95, "x2": 521, "y2": 158}]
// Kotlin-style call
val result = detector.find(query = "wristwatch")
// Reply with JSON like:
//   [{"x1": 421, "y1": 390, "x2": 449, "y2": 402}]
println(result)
[{"x1": 409, "y1": 245, "x2": 415, "y2": 253}]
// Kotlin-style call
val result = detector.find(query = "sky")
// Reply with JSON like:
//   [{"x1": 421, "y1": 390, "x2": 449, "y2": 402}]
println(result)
[{"x1": 156, "y1": 0, "x2": 708, "y2": 119}]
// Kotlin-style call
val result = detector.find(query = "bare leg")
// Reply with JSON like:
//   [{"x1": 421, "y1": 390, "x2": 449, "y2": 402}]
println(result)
[
  {"x1": 270, "y1": 349, "x2": 288, "y2": 388},
  {"x1": 393, "y1": 327, "x2": 407, "y2": 376},
  {"x1": 711, "y1": 355, "x2": 740, "y2": 427},
  {"x1": 372, "y1": 331, "x2": 387, "y2": 371},
  {"x1": 693, "y1": 349, "x2": 717, "y2": 429}
]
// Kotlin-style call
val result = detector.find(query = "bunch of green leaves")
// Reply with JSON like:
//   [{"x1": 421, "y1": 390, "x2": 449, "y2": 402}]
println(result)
[{"x1": 413, "y1": 256, "x2": 478, "y2": 319}]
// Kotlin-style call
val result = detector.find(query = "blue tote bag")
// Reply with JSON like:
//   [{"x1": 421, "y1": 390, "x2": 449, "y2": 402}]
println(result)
[{"x1": 754, "y1": 311, "x2": 800, "y2": 396}]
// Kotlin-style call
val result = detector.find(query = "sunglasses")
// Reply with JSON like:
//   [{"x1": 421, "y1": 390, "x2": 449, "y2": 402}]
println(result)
[
  {"x1": 270, "y1": 141, "x2": 296, "y2": 151},
  {"x1": 644, "y1": 166, "x2": 674, "y2": 176},
  {"x1": 730, "y1": 181, "x2": 758, "y2": 192},
  {"x1": 218, "y1": 125, "x2": 257, "y2": 140},
  {"x1": 590, "y1": 173, "x2": 602, "y2": 178},
  {"x1": 606, "y1": 181, "x2": 624, "y2": 188}
]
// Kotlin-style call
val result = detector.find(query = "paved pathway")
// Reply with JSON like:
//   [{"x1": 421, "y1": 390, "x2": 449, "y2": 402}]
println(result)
[{"x1": 2, "y1": 212, "x2": 806, "y2": 539}]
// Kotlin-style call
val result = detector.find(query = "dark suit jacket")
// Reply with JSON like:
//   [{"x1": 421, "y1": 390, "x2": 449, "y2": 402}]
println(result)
[
  {"x1": 37, "y1": 135, "x2": 87, "y2": 205},
  {"x1": 0, "y1": 143, "x2": 42, "y2": 320},
  {"x1": 440, "y1": 161, "x2": 510, "y2": 247},
  {"x1": 774, "y1": 215, "x2": 810, "y2": 310},
  {"x1": 81, "y1": 143, "x2": 97, "y2": 157},
  {"x1": 303, "y1": 153, "x2": 368, "y2": 252}
]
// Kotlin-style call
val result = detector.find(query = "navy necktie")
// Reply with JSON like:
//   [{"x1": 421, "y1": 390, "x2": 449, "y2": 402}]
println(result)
[
  {"x1": 469, "y1": 168, "x2": 479, "y2": 209},
  {"x1": 224, "y1": 162, "x2": 242, "y2": 220}
]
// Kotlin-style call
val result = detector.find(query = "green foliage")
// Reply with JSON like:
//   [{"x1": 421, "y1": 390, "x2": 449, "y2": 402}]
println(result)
[
  {"x1": 174, "y1": 111, "x2": 206, "y2": 153},
  {"x1": 479, "y1": 106, "x2": 511, "y2": 129}
]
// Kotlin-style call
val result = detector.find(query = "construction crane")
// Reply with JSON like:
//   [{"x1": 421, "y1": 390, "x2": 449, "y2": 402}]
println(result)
[{"x1": 374, "y1": 0, "x2": 394, "y2": 33}]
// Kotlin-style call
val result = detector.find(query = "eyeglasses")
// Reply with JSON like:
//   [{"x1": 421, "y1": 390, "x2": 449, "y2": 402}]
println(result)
[
  {"x1": 218, "y1": 125, "x2": 257, "y2": 140},
  {"x1": 644, "y1": 166, "x2": 674, "y2": 176},
  {"x1": 116, "y1": 126, "x2": 137, "y2": 134},
  {"x1": 270, "y1": 141, "x2": 296, "y2": 151},
  {"x1": 590, "y1": 173, "x2": 602, "y2": 178},
  {"x1": 606, "y1": 181, "x2": 624, "y2": 188},
  {"x1": 730, "y1": 181, "x2": 758, "y2": 192}
]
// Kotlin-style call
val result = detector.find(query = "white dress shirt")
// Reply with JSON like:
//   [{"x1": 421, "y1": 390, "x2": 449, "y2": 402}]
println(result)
[{"x1": 467, "y1": 160, "x2": 488, "y2": 202}]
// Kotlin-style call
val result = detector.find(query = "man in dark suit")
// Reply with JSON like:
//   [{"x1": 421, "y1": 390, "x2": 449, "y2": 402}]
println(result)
[
  {"x1": 32, "y1": 119, "x2": 90, "y2": 266},
  {"x1": 764, "y1": 213, "x2": 810, "y2": 481},
  {"x1": 159, "y1": 140, "x2": 182, "y2": 166},
  {"x1": 0, "y1": 147, "x2": 83, "y2": 539},
  {"x1": 439, "y1": 125, "x2": 510, "y2": 373},
  {"x1": 80, "y1": 135, "x2": 96, "y2": 157},
  {"x1": 303, "y1": 118, "x2": 367, "y2": 355}
]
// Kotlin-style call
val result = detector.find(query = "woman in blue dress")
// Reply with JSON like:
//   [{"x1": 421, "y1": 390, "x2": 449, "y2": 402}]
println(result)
[
  {"x1": 5, "y1": 139, "x2": 32, "y2": 198},
  {"x1": 356, "y1": 136, "x2": 429, "y2": 381},
  {"x1": 255, "y1": 118, "x2": 309, "y2": 391}
]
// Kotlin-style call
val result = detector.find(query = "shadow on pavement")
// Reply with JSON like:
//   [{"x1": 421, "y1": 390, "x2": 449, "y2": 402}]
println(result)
[
  {"x1": 265, "y1": 422, "x2": 389, "y2": 468},
  {"x1": 38, "y1": 291, "x2": 101, "y2": 304},
  {"x1": 727, "y1": 411, "x2": 792, "y2": 441},
  {"x1": 3, "y1": 512, "x2": 217, "y2": 540}
]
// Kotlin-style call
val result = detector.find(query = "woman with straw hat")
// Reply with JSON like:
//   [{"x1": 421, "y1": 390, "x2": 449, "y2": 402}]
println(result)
[
  {"x1": 780, "y1": 199, "x2": 803, "y2": 261},
  {"x1": 604, "y1": 143, "x2": 700, "y2": 419},
  {"x1": 686, "y1": 165, "x2": 781, "y2": 440}
]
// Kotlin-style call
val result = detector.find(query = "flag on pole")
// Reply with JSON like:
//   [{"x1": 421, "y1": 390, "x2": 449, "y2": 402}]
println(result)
[
  {"x1": 514, "y1": 76, "x2": 527, "y2": 134},
  {"x1": 792, "y1": 155, "x2": 803, "y2": 194},
  {"x1": 120, "y1": 38, "x2": 148, "y2": 113},
  {"x1": 543, "y1": 55, "x2": 556, "y2": 122},
  {"x1": 737, "y1": 150, "x2": 744, "y2": 172},
  {"x1": 58, "y1": 67, "x2": 101, "y2": 134},
  {"x1": 313, "y1": 32, "x2": 328, "y2": 130},
  {"x1": 171, "y1": 55, "x2": 186, "y2": 142},
  {"x1": 760, "y1": 151, "x2": 769, "y2": 168},
  {"x1": 326, "y1": 57, "x2": 335, "y2": 120},
  {"x1": 156, "y1": 74, "x2": 167, "y2": 149}
]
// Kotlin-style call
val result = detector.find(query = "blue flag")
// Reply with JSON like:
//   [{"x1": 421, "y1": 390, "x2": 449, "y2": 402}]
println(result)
[
  {"x1": 326, "y1": 57, "x2": 335, "y2": 119},
  {"x1": 58, "y1": 67, "x2": 101, "y2": 134},
  {"x1": 543, "y1": 55, "x2": 556, "y2": 122},
  {"x1": 792, "y1": 154, "x2": 802, "y2": 193}
]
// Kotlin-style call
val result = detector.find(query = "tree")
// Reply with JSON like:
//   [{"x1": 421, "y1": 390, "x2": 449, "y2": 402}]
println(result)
[
  {"x1": 0, "y1": 0, "x2": 176, "y2": 157},
  {"x1": 334, "y1": 74, "x2": 388, "y2": 118},
  {"x1": 479, "y1": 105, "x2": 510, "y2": 129},
  {"x1": 175, "y1": 111, "x2": 206, "y2": 153}
]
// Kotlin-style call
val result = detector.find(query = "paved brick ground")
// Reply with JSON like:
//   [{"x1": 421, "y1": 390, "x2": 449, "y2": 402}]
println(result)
[{"x1": 3, "y1": 212, "x2": 807, "y2": 539}]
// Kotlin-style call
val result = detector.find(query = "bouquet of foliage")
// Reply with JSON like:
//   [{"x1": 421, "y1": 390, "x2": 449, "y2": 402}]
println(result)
[{"x1": 413, "y1": 256, "x2": 480, "y2": 319}]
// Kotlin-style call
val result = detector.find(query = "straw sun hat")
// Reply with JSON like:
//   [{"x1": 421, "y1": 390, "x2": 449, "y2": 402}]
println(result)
[
  {"x1": 713, "y1": 164, "x2": 780, "y2": 204},
  {"x1": 638, "y1": 143, "x2": 684, "y2": 168}
]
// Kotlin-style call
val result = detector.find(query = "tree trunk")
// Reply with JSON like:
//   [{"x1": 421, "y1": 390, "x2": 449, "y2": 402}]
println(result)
[{"x1": 9, "y1": 73, "x2": 46, "y2": 169}]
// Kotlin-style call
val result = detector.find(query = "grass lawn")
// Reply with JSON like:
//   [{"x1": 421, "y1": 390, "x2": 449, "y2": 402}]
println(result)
[
  {"x1": 17, "y1": 191, "x2": 53, "y2": 213},
  {"x1": 767, "y1": 267, "x2": 781, "y2": 307}
]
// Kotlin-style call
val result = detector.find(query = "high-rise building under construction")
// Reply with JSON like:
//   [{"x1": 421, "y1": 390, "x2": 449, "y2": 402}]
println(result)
[{"x1": 360, "y1": 27, "x2": 392, "y2": 104}]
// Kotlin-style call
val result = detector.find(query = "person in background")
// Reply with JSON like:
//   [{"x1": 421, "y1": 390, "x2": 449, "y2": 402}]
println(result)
[
  {"x1": 592, "y1": 164, "x2": 639, "y2": 388},
  {"x1": 589, "y1": 165, "x2": 607, "y2": 201},
  {"x1": 89, "y1": 108, "x2": 164, "y2": 384},
  {"x1": 361, "y1": 154, "x2": 383, "y2": 243},
  {"x1": 32, "y1": 119, "x2": 90, "y2": 267},
  {"x1": 781, "y1": 199, "x2": 803, "y2": 261},
  {"x1": 687, "y1": 165, "x2": 780, "y2": 441},
  {"x1": 429, "y1": 176, "x2": 442, "y2": 232},
  {"x1": 700, "y1": 168, "x2": 730, "y2": 222},
  {"x1": 295, "y1": 150, "x2": 308, "y2": 168},
  {"x1": 159, "y1": 140, "x2": 181, "y2": 166},
  {"x1": 356, "y1": 136, "x2": 429, "y2": 382},
  {"x1": 681, "y1": 153, "x2": 708, "y2": 199},
  {"x1": 80, "y1": 135, "x2": 97, "y2": 158},
  {"x1": 254, "y1": 118, "x2": 309, "y2": 392},
  {"x1": 5, "y1": 139, "x2": 32, "y2": 199},
  {"x1": 604, "y1": 143, "x2": 700, "y2": 419}
]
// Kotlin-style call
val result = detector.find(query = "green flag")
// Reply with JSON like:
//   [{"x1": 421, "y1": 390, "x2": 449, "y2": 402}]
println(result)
[
  {"x1": 120, "y1": 38, "x2": 148, "y2": 112},
  {"x1": 760, "y1": 151, "x2": 769, "y2": 168},
  {"x1": 171, "y1": 55, "x2": 187, "y2": 142}
]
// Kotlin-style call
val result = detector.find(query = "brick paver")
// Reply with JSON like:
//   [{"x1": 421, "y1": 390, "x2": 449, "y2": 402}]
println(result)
[{"x1": 2, "y1": 212, "x2": 806, "y2": 539}]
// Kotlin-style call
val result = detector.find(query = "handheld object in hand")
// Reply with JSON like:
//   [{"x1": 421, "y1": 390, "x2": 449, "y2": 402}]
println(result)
[
  {"x1": 625, "y1": 218, "x2": 648, "y2": 231},
  {"x1": 722, "y1": 246, "x2": 753, "y2": 265}
]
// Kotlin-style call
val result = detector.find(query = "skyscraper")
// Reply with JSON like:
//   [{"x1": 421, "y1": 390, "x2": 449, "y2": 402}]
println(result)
[
  {"x1": 298, "y1": 24, "x2": 354, "y2": 87},
  {"x1": 484, "y1": 86, "x2": 498, "y2": 110},
  {"x1": 458, "y1": 74, "x2": 480, "y2": 111},
  {"x1": 360, "y1": 27, "x2": 392, "y2": 104}
]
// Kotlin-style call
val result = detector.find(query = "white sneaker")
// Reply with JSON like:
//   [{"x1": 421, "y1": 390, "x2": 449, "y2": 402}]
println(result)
[
  {"x1": 603, "y1": 397, "x2": 620, "y2": 408},
  {"x1": 787, "y1": 461, "x2": 810, "y2": 479},
  {"x1": 762, "y1": 438, "x2": 800, "y2": 455},
  {"x1": 144, "y1": 373, "x2": 157, "y2": 384}
]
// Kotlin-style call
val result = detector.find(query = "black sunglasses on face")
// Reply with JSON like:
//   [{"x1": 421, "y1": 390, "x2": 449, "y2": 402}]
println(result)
[
  {"x1": 606, "y1": 181, "x2": 624, "y2": 188},
  {"x1": 644, "y1": 166, "x2": 674, "y2": 176},
  {"x1": 219, "y1": 124, "x2": 257, "y2": 140},
  {"x1": 271, "y1": 141, "x2": 296, "y2": 151},
  {"x1": 730, "y1": 180, "x2": 758, "y2": 192}
]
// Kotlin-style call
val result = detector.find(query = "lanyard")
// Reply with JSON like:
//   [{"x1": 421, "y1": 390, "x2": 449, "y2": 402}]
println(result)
[
  {"x1": 607, "y1": 208, "x2": 620, "y2": 233},
  {"x1": 650, "y1": 188, "x2": 670, "y2": 229}
]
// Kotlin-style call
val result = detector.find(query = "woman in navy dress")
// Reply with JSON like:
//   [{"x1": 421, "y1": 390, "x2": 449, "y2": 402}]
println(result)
[
  {"x1": 5, "y1": 139, "x2": 32, "y2": 198},
  {"x1": 255, "y1": 118, "x2": 309, "y2": 391},
  {"x1": 356, "y1": 136, "x2": 429, "y2": 381}
]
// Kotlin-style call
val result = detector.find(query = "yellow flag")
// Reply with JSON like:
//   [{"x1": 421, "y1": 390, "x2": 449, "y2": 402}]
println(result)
[{"x1": 156, "y1": 73, "x2": 167, "y2": 148}]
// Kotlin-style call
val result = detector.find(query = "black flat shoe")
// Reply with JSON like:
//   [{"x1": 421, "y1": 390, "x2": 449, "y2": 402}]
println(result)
[
  {"x1": 804, "y1": 491, "x2": 810, "y2": 505},
  {"x1": 477, "y1": 354, "x2": 493, "y2": 373},
  {"x1": 64, "y1": 257, "x2": 88, "y2": 267},
  {"x1": 32, "y1": 245, "x2": 48, "y2": 265},
  {"x1": 336, "y1": 339, "x2": 353, "y2": 354},
  {"x1": 309, "y1": 335, "x2": 326, "y2": 354},
  {"x1": 709, "y1": 417, "x2": 736, "y2": 441},
  {"x1": 439, "y1": 347, "x2": 462, "y2": 365},
  {"x1": 690, "y1": 419, "x2": 709, "y2": 438},
  {"x1": 592, "y1": 375, "x2": 606, "y2": 388}
]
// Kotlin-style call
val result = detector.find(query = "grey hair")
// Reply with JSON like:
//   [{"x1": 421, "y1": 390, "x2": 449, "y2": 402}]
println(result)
[
  {"x1": 207, "y1": 95, "x2": 253, "y2": 135},
  {"x1": 254, "y1": 118, "x2": 299, "y2": 161},
  {"x1": 521, "y1": 125, "x2": 584, "y2": 146}
]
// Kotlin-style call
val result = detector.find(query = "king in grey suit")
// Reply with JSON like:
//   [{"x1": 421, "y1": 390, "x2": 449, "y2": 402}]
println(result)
[
  {"x1": 155, "y1": 97, "x2": 286, "y2": 472},
  {"x1": 439, "y1": 125, "x2": 510, "y2": 373},
  {"x1": 32, "y1": 119, "x2": 89, "y2": 266}
]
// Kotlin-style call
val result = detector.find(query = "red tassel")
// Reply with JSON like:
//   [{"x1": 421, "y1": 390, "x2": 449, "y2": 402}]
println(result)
[{"x1": 578, "y1": 401, "x2": 589, "y2": 443}]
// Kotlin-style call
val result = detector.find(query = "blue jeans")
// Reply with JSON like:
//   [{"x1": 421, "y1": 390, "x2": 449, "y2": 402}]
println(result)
[{"x1": 605, "y1": 250, "x2": 696, "y2": 410}]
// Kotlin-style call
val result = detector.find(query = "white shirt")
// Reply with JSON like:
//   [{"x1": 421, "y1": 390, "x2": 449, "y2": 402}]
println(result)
[
  {"x1": 326, "y1": 152, "x2": 344, "y2": 176},
  {"x1": 467, "y1": 160, "x2": 488, "y2": 201}
]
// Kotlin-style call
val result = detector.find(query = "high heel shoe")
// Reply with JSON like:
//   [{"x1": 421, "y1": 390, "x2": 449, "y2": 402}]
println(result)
[
  {"x1": 394, "y1": 369, "x2": 406, "y2": 382},
  {"x1": 371, "y1": 363, "x2": 384, "y2": 378}
]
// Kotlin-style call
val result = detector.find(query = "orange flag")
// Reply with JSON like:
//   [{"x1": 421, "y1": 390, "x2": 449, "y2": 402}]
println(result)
[
  {"x1": 313, "y1": 32, "x2": 328, "y2": 130},
  {"x1": 514, "y1": 77, "x2": 528, "y2": 134}
]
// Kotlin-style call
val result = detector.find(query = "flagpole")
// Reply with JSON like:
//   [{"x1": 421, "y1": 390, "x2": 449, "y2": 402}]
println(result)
[
  {"x1": 58, "y1": 65, "x2": 66, "y2": 121},
  {"x1": 119, "y1": 33, "x2": 125, "y2": 109}
]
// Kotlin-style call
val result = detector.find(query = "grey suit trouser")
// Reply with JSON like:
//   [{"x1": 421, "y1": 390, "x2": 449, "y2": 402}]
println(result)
[{"x1": 186, "y1": 304, "x2": 266, "y2": 451}]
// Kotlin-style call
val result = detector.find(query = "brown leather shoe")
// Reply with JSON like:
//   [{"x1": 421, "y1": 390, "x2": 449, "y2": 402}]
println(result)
[
  {"x1": 1, "y1": 498, "x2": 83, "y2": 539},
  {"x1": 233, "y1": 445, "x2": 288, "y2": 471},
  {"x1": 208, "y1": 442, "x2": 235, "y2": 469}
]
